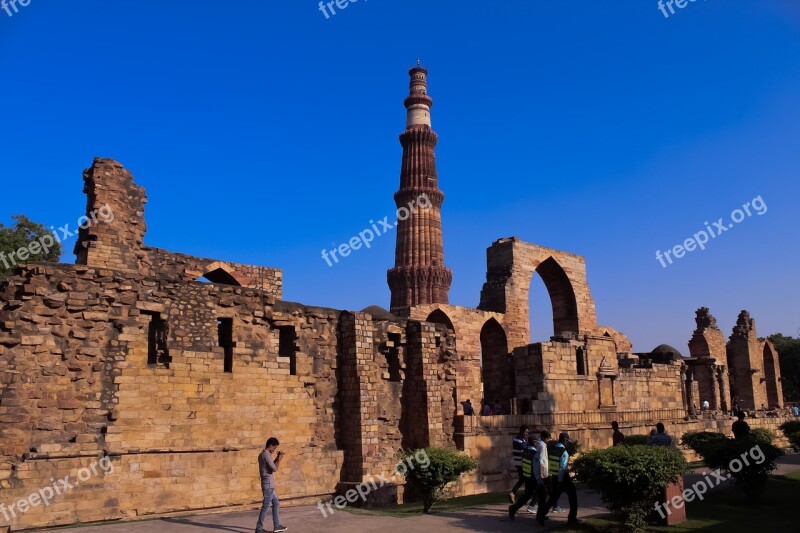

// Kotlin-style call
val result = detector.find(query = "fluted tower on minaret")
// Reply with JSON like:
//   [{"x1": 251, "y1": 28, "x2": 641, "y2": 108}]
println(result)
[{"x1": 388, "y1": 63, "x2": 452, "y2": 310}]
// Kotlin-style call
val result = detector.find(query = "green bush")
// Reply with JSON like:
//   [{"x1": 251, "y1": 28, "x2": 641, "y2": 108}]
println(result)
[
  {"x1": 398, "y1": 447, "x2": 477, "y2": 513},
  {"x1": 750, "y1": 428, "x2": 775, "y2": 445},
  {"x1": 779, "y1": 420, "x2": 800, "y2": 434},
  {"x1": 622, "y1": 435, "x2": 649, "y2": 446},
  {"x1": 779, "y1": 421, "x2": 800, "y2": 450},
  {"x1": 681, "y1": 431, "x2": 728, "y2": 455},
  {"x1": 572, "y1": 445, "x2": 688, "y2": 532},
  {"x1": 683, "y1": 434, "x2": 782, "y2": 502}
]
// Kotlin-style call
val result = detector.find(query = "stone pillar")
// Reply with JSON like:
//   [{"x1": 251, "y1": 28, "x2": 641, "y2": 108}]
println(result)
[
  {"x1": 404, "y1": 320, "x2": 445, "y2": 448},
  {"x1": 710, "y1": 365, "x2": 721, "y2": 410},
  {"x1": 717, "y1": 366, "x2": 730, "y2": 413},
  {"x1": 339, "y1": 312, "x2": 380, "y2": 481}
]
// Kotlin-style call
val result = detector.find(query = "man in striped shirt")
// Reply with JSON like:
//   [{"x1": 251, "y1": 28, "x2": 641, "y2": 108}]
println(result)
[{"x1": 508, "y1": 425, "x2": 530, "y2": 503}]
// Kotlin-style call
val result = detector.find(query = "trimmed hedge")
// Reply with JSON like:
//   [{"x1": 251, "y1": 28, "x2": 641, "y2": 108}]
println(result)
[{"x1": 572, "y1": 445, "x2": 687, "y2": 532}]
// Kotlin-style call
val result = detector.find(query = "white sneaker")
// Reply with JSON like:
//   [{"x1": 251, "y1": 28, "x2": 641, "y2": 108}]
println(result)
[
  {"x1": 526, "y1": 505, "x2": 537, "y2": 514},
  {"x1": 552, "y1": 505, "x2": 564, "y2": 513}
]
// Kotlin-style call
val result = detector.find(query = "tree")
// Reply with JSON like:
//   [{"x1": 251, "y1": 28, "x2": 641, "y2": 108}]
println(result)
[
  {"x1": 572, "y1": 445, "x2": 688, "y2": 533},
  {"x1": 0, "y1": 215, "x2": 61, "y2": 279},
  {"x1": 769, "y1": 333, "x2": 800, "y2": 402},
  {"x1": 397, "y1": 447, "x2": 477, "y2": 513}
]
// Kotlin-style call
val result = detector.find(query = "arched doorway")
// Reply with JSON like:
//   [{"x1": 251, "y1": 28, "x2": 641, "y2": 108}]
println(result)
[{"x1": 480, "y1": 318, "x2": 512, "y2": 413}]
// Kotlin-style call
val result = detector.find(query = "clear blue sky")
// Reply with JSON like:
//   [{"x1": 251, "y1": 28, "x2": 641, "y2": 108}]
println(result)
[{"x1": 1, "y1": 0, "x2": 798, "y2": 353}]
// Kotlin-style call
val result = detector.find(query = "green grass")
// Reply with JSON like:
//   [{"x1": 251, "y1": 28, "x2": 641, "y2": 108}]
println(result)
[
  {"x1": 340, "y1": 491, "x2": 508, "y2": 517},
  {"x1": 549, "y1": 472, "x2": 800, "y2": 532}
]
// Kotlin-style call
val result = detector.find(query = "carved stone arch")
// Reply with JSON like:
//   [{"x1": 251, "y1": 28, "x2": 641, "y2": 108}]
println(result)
[
  {"x1": 198, "y1": 261, "x2": 243, "y2": 286},
  {"x1": 426, "y1": 308, "x2": 455, "y2": 335},
  {"x1": 479, "y1": 238, "x2": 597, "y2": 349}
]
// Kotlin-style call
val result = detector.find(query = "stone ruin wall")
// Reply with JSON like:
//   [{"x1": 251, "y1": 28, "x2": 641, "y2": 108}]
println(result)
[{"x1": 0, "y1": 261, "x2": 461, "y2": 530}]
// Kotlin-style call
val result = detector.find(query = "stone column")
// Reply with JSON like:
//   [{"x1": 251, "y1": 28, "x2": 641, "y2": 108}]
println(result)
[{"x1": 339, "y1": 312, "x2": 379, "y2": 481}]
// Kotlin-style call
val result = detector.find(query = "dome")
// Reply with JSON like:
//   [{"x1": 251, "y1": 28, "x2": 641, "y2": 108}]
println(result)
[
  {"x1": 360, "y1": 305, "x2": 397, "y2": 321},
  {"x1": 650, "y1": 344, "x2": 683, "y2": 359}
]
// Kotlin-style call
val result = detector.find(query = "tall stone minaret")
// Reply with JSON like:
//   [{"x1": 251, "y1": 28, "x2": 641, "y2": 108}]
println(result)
[{"x1": 388, "y1": 63, "x2": 452, "y2": 310}]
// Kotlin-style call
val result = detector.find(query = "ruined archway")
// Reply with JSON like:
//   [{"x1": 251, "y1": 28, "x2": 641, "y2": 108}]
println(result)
[
  {"x1": 533, "y1": 257, "x2": 579, "y2": 338},
  {"x1": 479, "y1": 238, "x2": 598, "y2": 350},
  {"x1": 480, "y1": 318, "x2": 512, "y2": 413},
  {"x1": 763, "y1": 343, "x2": 780, "y2": 408}
]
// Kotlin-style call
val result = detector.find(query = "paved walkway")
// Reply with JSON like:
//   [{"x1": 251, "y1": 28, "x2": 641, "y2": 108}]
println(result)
[{"x1": 45, "y1": 455, "x2": 800, "y2": 533}]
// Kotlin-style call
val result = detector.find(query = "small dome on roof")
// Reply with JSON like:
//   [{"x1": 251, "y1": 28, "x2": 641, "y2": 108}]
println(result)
[
  {"x1": 361, "y1": 305, "x2": 397, "y2": 320},
  {"x1": 651, "y1": 344, "x2": 683, "y2": 358}
]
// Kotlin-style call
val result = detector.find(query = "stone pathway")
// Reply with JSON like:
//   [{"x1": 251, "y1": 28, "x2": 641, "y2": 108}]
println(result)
[{"x1": 42, "y1": 454, "x2": 800, "y2": 533}]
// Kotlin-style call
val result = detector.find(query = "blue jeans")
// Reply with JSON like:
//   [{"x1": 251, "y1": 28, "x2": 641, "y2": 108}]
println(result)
[{"x1": 256, "y1": 486, "x2": 280, "y2": 530}]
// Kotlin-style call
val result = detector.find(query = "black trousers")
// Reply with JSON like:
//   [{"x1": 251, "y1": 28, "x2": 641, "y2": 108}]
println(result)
[
  {"x1": 543, "y1": 476, "x2": 577, "y2": 520},
  {"x1": 511, "y1": 478, "x2": 547, "y2": 514},
  {"x1": 511, "y1": 466, "x2": 525, "y2": 494}
]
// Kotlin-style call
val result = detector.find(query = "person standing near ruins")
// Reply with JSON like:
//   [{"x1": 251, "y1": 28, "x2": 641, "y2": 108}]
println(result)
[
  {"x1": 256, "y1": 437, "x2": 288, "y2": 533},
  {"x1": 462, "y1": 399, "x2": 474, "y2": 415},
  {"x1": 647, "y1": 423, "x2": 673, "y2": 447},
  {"x1": 509, "y1": 425, "x2": 530, "y2": 503},
  {"x1": 732, "y1": 411, "x2": 751, "y2": 439},
  {"x1": 611, "y1": 421, "x2": 625, "y2": 446}
]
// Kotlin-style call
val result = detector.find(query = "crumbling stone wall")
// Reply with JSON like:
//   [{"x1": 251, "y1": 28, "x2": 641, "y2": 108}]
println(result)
[
  {"x1": 74, "y1": 158, "x2": 147, "y2": 272},
  {"x1": 0, "y1": 263, "x2": 347, "y2": 530},
  {"x1": 395, "y1": 304, "x2": 505, "y2": 414},
  {"x1": 140, "y1": 248, "x2": 282, "y2": 297},
  {"x1": 687, "y1": 307, "x2": 731, "y2": 411}
]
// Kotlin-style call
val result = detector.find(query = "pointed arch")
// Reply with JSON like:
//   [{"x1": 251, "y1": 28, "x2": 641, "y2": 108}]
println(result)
[
  {"x1": 198, "y1": 262, "x2": 243, "y2": 286},
  {"x1": 534, "y1": 257, "x2": 579, "y2": 337},
  {"x1": 480, "y1": 318, "x2": 513, "y2": 412},
  {"x1": 426, "y1": 309, "x2": 455, "y2": 334}
]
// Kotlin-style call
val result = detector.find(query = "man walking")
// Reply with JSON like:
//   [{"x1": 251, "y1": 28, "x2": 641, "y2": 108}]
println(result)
[
  {"x1": 508, "y1": 435, "x2": 539, "y2": 520},
  {"x1": 257, "y1": 437, "x2": 288, "y2": 533},
  {"x1": 540, "y1": 432, "x2": 578, "y2": 525},
  {"x1": 509, "y1": 425, "x2": 530, "y2": 503}
]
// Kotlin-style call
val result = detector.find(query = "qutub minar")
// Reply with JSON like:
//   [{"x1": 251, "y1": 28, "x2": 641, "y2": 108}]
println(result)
[
  {"x1": 0, "y1": 64, "x2": 788, "y2": 530},
  {"x1": 388, "y1": 63, "x2": 452, "y2": 309}
]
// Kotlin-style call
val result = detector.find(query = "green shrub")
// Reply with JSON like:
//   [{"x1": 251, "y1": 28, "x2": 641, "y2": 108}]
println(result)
[
  {"x1": 397, "y1": 447, "x2": 477, "y2": 513},
  {"x1": 681, "y1": 431, "x2": 727, "y2": 455},
  {"x1": 572, "y1": 445, "x2": 688, "y2": 532},
  {"x1": 750, "y1": 428, "x2": 775, "y2": 445},
  {"x1": 622, "y1": 435, "x2": 649, "y2": 446},
  {"x1": 779, "y1": 420, "x2": 800, "y2": 435},
  {"x1": 683, "y1": 434, "x2": 782, "y2": 502},
  {"x1": 779, "y1": 421, "x2": 800, "y2": 450}
]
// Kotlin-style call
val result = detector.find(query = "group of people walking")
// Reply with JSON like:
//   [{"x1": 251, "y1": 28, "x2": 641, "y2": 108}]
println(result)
[{"x1": 507, "y1": 425, "x2": 579, "y2": 526}]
